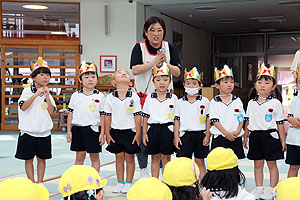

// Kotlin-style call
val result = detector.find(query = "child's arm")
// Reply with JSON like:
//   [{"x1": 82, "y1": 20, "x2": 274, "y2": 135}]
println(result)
[
  {"x1": 243, "y1": 121, "x2": 250, "y2": 149},
  {"x1": 174, "y1": 119, "x2": 182, "y2": 150},
  {"x1": 44, "y1": 86, "x2": 54, "y2": 114},
  {"x1": 67, "y1": 112, "x2": 73, "y2": 143},
  {"x1": 232, "y1": 121, "x2": 244, "y2": 136},
  {"x1": 203, "y1": 116, "x2": 211, "y2": 146},
  {"x1": 213, "y1": 122, "x2": 237, "y2": 141},
  {"x1": 277, "y1": 123, "x2": 287, "y2": 152},
  {"x1": 20, "y1": 87, "x2": 44, "y2": 111},
  {"x1": 99, "y1": 115, "x2": 105, "y2": 145},
  {"x1": 104, "y1": 115, "x2": 115, "y2": 145},
  {"x1": 133, "y1": 114, "x2": 141, "y2": 146},
  {"x1": 287, "y1": 116, "x2": 300, "y2": 129},
  {"x1": 142, "y1": 117, "x2": 149, "y2": 146}
]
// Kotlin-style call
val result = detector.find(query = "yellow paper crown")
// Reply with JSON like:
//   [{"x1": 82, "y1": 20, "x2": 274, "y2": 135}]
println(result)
[
  {"x1": 207, "y1": 147, "x2": 238, "y2": 171},
  {"x1": 214, "y1": 64, "x2": 233, "y2": 82},
  {"x1": 162, "y1": 157, "x2": 200, "y2": 187},
  {"x1": 59, "y1": 165, "x2": 107, "y2": 197},
  {"x1": 273, "y1": 177, "x2": 300, "y2": 200},
  {"x1": 152, "y1": 62, "x2": 170, "y2": 78},
  {"x1": 296, "y1": 66, "x2": 300, "y2": 79},
  {"x1": 79, "y1": 61, "x2": 98, "y2": 76},
  {"x1": 184, "y1": 67, "x2": 203, "y2": 82},
  {"x1": 257, "y1": 64, "x2": 275, "y2": 78},
  {"x1": 31, "y1": 57, "x2": 49, "y2": 72},
  {"x1": 127, "y1": 177, "x2": 172, "y2": 200}
]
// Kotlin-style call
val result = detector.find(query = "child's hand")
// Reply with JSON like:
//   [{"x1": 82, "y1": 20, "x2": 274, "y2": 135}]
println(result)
[
  {"x1": 99, "y1": 133, "x2": 105, "y2": 145},
  {"x1": 174, "y1": 136, "x2": 182, "y2": 150},
  {"x1": 243, "y1": 137, "x2": 248, "y2": 149},
  {"x1": 225, "y1": 131, "x2": 237, "y2": 141},
  {"x1": 282, "y1": 141, "x2": 287, "y2": 152},
  {"x1": 44, "y1": 86, "x2": 50, "y2": 96},
  {"x1": 36, "y1": 87, "x2": 44, "y2": 96},
  {"x1": 66, "y1": 131, "x2": 72, "y2": 143},
  {"x1": 289, "y1": 117, "x2": 300, "y2": 129},
  {"x1": 201, "y1": 187, "x2": 213, "y2": 200},
  {"x1": 106, "y1": 134, "x2": 115, "y2": 145},
  {"x1": 132, "y1": 134, "x2": 141, "y2": 146},
  {"x1": 143, "y1": 133, "x2": 149, "y2": 146},
  {"x1": 203, "y1": 135, "x2": 210, "y2": 146}
]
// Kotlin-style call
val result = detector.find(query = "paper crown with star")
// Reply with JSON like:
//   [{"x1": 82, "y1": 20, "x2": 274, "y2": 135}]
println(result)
[
  {"x1": 296, "y1": 66, "x2": 300, "y2": 79},
  {"x1": 30, "y1": 57, "x2": 49, "y2": 72},
  {"x1": 79, "y1": 61, "x2": 98, "y2": 76},
  {"x1": 214, "y1": 64, "x2": 234, "y2": 82},
  {"x1": 184, "y1": 67, "x2": 203, "y2": 82},
  {"x1": 257, "y1": 64, "x2": 275, "y2": 79},
  {"x1": 152, "y1": 62, "x2": 170, "y2": 78}
]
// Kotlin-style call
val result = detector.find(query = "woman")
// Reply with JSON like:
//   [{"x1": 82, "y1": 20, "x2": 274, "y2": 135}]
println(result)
[{"x1": 130, "y1": 15, "x2": 181, "y2": 178}]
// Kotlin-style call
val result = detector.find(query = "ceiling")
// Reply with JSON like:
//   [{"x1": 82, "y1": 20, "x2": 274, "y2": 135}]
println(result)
[{"x1": 135, "y1": 0, "x2": 300, "y2": 34}]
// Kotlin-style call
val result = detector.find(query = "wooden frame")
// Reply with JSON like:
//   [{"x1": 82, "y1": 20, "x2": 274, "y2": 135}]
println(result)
[{"x1": 100, "y1": 55, "x2": 117, "y2": 73}]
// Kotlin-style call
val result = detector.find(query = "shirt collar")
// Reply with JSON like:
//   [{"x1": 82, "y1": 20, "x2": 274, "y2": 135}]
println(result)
[
  {"x1": 214, "y1": 94, "x2": 237, "y2": 102},
  {"x1": 182, "y1": 93, "x2": 202, "y2": 101},
  {"x1": 253, "y1": 94, "x2": 275, "y2": 101},
  {"x1": 78, "y1": 89, "x2": 99, "y2": 94},
  {"x1": 31, "y1": 84, "x2": 37, "y2": 93},
  {"x1": 151, "y1": 90, "x2": 172, "y2": 99},
  {"x1": 112, "y1": 88, "x2": 132, "y2": 98}
]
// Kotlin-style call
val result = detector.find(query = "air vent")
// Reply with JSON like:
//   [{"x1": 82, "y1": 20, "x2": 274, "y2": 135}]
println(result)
[
  {"x1": 218, "y1": 19, "x2": 237, "y2": 23},
  {"x1": 278, "y1": 1, "x2": 300, "y2": 6},
  {"x1": 194, "y1": 6, "x2": 216, "y2": 11},
  {"x1": 250, "y1": 16, "x2": 287, "y2": 23}
]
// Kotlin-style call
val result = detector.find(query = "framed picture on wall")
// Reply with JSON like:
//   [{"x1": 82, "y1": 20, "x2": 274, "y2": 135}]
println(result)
[{"x1": 100, "y1": 55, "x2": 117, "y2": 73}]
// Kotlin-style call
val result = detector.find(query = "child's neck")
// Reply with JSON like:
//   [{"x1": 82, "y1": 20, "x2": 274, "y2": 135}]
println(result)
[
  {"x1": 258, "y1": 93, "x2": 270, "y2": 103},
  {"x1": 115, "y1": 85, "x2": 130, "y2": 98},
  {"x1": 218, "y1": 91, "x2": 232, "y2": 104},
  {"x1": 83, "y1": 87, "x2": 94, "y2": 95},
  {"x1": 186, "y1": 94, "x2": 197, "y2": 102},
  {"x1": 156, "y1": 90, "x2": 168, "y2": 101},
  {"x1": 34, "y1": 82, "x2": 43, "y2": 89}
]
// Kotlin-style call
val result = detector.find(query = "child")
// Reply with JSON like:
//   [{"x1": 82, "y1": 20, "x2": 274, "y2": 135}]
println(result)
[
  {"x1": 272, "y1": 177, "x2": 300, "y2": 200},
  {"x1": 244, "y1": 64, "x2": 286, "y2": 200},
  {"x1": 67, "y1": 61, "x2": 105, "y2": 172},
  {"x1": 15, "y1": 57, "x2": 56, "y2": 184},
  {"x1": 162, "y1": 157, "x2": 213, "y2": 200},
  {"x1": 201, "y1": 147, "x2": 255, "y2": 200},
  {"x1": 209, "y1": 64, "x2": 245, "y2": 159},
  {"x1": 286, "y1": 66, "x2": 300, "y2": 178},
  {"x1": 0, "y1": 177, "x2": 49, "y2": 200},
  {"x1": 127, "y1": 177, "x2": 172, "y2": 200},
  {"x1": 174, "y1": 67, "x2": 210, "y2": 180},
  {"x1": 142, "y1": 62, "x2": 178, "y2": 178},
  {"x1": 59, "y1": 165, "x2": 107, "y2": 200},
  {"x1": 104, "y1": 69, "x2": 141, "y2": 194}
]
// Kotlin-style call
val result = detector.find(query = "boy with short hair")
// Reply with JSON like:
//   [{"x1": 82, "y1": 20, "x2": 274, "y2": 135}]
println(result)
[
  {"x1": 104, "y1": 69, "x2": 141, "y2": 194},
  {"x1": 15, "y1": 57, "x2": 56, "y2": 183},
  {"x1": 209, "y1": 64, "x2": 245, "y2": 159}
]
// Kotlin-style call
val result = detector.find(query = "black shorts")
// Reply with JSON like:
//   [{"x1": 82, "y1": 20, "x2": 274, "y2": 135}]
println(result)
[
  {"x1": 176, "y1": 130, "x2": 209, "y2": 159},
  {"x1": 144, "y1": 123, "x2": 174, "y2": 155},
  {"x1": 247, "y1": 130, "x2": 284, "y2": 161},
  {"x1": 211, "y1": 135, "x2": 245, "y2": 159},
  {"x1": 106, "y1": 128, "x2": 141, "y2": 154},
  {"x1": 71, "y1": 126, "x2": 102, "y2": 153},
  {"x1": 286, "y1": 144, "x2": 300, "y2": 165},
  {"x1": 15, "y1": 133, "x2": 52, "y2": 160}
]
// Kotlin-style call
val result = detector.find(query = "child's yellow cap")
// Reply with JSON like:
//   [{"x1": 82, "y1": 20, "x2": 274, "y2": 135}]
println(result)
[
  {"x1": 31, "y1": 57, "x2": 49, "y2": 72},
  {"x1": 257, "y1": 63, "x2": 275, "y2": 79},
  {"x1": 214, "y1": 64, "x2": 233, "y2": 82},
  {"x1": 162, "y1": 157, "x2": 200, "y2": 187},
  {"x1": 207, "y1": 147, "x2": 238, "y2": 171},
  {"x1": 296, "y1": 66, "x2": 300, "y2": 79},
  {"x1": 127, "y1": 177, "x2": 172, "y2": 200},
  {"x1": 0, "y1": 177, "x2": 49, "y2": 200},
  {"x1": 184, "y1": 67, "x2": 203, "y2": 82},
  {"x1": 58, "y1": 165, "x2": 107, "y2": 198},
  {"x1": 79, "y1": 61, "x2": 98, "y2": 76},
  {"x1": 273, "y1": 177, "x2": 300, "y2": 200},
  {"x1": 152, "y1": 62, "x2": 170, "y2": 78}
]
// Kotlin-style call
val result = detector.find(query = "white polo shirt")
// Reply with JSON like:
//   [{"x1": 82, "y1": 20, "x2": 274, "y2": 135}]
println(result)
[
  {"x1": 175, "y1": 94, "x2": 210, "y2": 135},
  {"x1": 18, "y1": 84, "x2": 56, "y2": 137},
  {"x1": 142, "y1": 91, "x2": 178, "y2": 124},
  {"x1": 286, "y1": 95, "x2": 300, "y2": 146},
  {"x1": 246, "y1": 95, "x2": 284, "y2": 131},
  {"x1": 103, "y1": 89, "x2": 141, "y2": 130},
  {"x1": 209, "y1": 94, "x2": 245, "y2": 137},
  {"x1": 68, "y1": 89, "x2": 105, "y2": 127}
]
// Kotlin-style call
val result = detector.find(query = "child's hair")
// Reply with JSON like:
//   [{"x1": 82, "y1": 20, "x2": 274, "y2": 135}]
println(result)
[
  {"x1": 201, "y1": 166, "x2": 245, "y2": 199},
  {"x1": 31, "y1": 67, "x2": 51, "y2": 78},
  {"x1": 153, "y1": 74, "x2": 171, "y2": 81},
  {"x1": 167, "y1": 181, "x2": 202, "y2": 200},
  {"x1": 247, "y1": 75, "x2": 282, "y2": 102},
  {"x1": 215, "y1": 76, "x2": 234, "y2": 85},
  {"x1": 79, "y1": 71, "x2": 98, "y2": 81},
  {"x1": 63, "y1": 189, "x2": 102, "y2": 200}
]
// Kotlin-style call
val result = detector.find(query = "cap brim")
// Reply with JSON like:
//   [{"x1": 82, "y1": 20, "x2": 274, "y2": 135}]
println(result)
[{"x1": 34, "y1": 184, "x2": 49, "y2": 200}]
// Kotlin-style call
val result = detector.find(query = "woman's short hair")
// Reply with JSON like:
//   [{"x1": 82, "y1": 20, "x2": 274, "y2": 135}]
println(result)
[{"x1": 143, "y1": 16, "x2": 166, "y2": 40}]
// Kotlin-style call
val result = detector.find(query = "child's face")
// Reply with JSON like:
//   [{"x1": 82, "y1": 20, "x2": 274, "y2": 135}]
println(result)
[
  {"x1": 80, "y1": 72, "x2": 97, "y2": 89},
  {"x1": 215, "y1": 77, "x2": 234, "y2": 94},
  {"x1": 32, "y1": 73, "x2": 50, "y2": 87},
  {"x1": 184, "y1": 79, "x2": 200, "y2": 88},
  {"x1": 153, "y1": 75, "x2": 171, "y2": 92},
  {"x1": 254, "y1": 77, "x2": 276, "y2": 96},
  {"x1": 113, "y1": 69, "x2": 131, "y2": 85}
]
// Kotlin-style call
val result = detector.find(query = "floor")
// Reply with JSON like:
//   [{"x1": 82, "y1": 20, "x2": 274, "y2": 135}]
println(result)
[{"x1": 0, "y1": 130, "x2": 291, "y2": 200}]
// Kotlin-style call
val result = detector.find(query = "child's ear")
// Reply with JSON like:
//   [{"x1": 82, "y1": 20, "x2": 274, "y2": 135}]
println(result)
[
  {"x1": 129, "y1": 81, "x2": 133, "y2": 87},
  {"x1": 272, "y1": 84, "x2": 277, "y2": 91},
  {"x1": 77, "y1": 77, "x2": 82, "y2": 83},
  {"x1": 200, "y1": 83, "x2": 203, "y2": 89},
  {"x1": 111, "y1": 79, "x2": 116, "y2": 87},
  {"x1": 214, "y1": 83, "x2": 219, "y2": 89}
]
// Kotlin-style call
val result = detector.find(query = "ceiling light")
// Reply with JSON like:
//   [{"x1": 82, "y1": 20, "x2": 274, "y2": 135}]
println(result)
[
  {"x1": 278, "y1": 1, "x2": 300, "y2": 6},
  {"x1": 250, "y1": 16, "x2": 287, "y2": 23},
  {"x1": 22, "y1": 5, "x2": 48, "y2": 10},
  {"x1": 51, "y1": 31, "x2": 67, "y2": 35},
  {"x1": 194, "y1": 6, "x2": 217, "y2": 11},
  {"x1": 218, "y1": 19, "x2": 237, "y2": 23}
]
